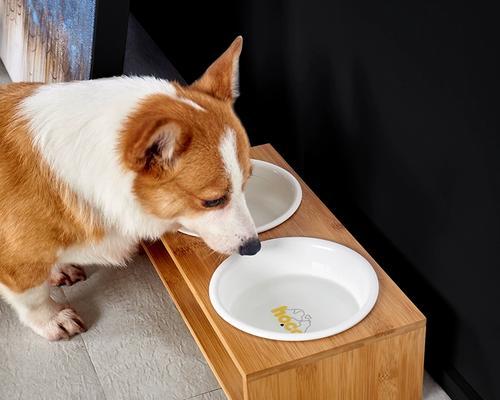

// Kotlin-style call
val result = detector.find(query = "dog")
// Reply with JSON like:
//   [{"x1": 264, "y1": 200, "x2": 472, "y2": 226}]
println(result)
[{"x1": 0, "y1": 36, "x2": 261, "y2": 341}]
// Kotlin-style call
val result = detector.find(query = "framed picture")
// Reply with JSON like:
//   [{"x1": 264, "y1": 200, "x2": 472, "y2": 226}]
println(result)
[{"x1": 0, "y1": 0, "x2": 129, "y2": 82}]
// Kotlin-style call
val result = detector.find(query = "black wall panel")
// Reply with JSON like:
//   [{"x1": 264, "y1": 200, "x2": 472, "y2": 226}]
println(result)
[{"x1": 131, "y1": 2, "x2": 500, "y2": 399}]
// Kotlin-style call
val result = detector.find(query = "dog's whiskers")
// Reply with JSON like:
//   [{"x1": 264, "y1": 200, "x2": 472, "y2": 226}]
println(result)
[{"x1": 205, "y1": 248, "x2": 226, "y2": 264}]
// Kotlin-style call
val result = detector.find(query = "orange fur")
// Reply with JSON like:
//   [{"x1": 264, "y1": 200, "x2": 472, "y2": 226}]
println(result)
[
  {"x1": 192, "y1": 36, "x2": 243, "y2": 102},
  {"x1": 0, "y1": 37, "x2": 251, "y2": 296},
  {"x1": 0, "y1": 83, "x2": 103, "y2": 292},
  {"x1": 120, "y1": 87, "x2": 251, "y2": 221}
]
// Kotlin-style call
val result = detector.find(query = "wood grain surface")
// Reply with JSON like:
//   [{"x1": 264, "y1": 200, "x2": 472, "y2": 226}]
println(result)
[
  {"x1": 245, "y1": 326, "x2": 425, "y2": 400},
  {"x1": 154, "y1": 144, "x2": 425, "y2": 379}
]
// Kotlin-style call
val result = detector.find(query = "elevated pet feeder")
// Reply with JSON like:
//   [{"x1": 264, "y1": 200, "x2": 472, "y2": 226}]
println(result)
[{"x1": 143, "y1": 144, "x2": 426, "y2": 400}]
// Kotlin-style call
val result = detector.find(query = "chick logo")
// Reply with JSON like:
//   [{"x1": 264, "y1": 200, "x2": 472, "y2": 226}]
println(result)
[{"x1": 271, "y1": 306, "x2": 312, "y2": 333}]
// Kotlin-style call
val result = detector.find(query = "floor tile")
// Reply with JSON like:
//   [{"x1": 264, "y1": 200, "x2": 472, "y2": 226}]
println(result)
[
  {"x1": 0, "y1": 288, "x2": 105, "y2": 400},
  {"x1": 62, "y1": 255, "x2": 219, "y2": 400},
  {"x1": 424, "y1": 372, "x2": 452, "y2": 400}
]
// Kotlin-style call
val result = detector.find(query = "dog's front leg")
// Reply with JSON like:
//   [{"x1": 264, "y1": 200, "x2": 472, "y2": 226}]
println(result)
[{"x1": 0, "y1": 267, "x2": 86, "y2": 341}]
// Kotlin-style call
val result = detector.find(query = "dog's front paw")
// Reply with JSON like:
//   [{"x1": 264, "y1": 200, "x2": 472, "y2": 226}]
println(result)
[
  {"x1": 37, "y1": 308, "x2": 87, "y2": 341},
  {"x1": 49, "y1": 264, "x2": 87, "y2": 287}
]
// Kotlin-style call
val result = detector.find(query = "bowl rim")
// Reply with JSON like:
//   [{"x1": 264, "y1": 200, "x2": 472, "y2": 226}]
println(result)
[
  {"x1": 209, "y1": 237, "x2": 380, "y2": 341},
  {"x1": 248, "y1": 159, "x2": 303, "y2": 233},
  {"x1": 178, "y1": 159, "x2": 303, "y2": 236}
]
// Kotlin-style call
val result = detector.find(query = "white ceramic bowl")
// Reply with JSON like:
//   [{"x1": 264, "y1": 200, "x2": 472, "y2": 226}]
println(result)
[
  {"x1": 209, "y1": 237, "x2": 379, "y2": 341},
  {"x1": 178, "y1": 159, "x2": 302, "y2": 236}
]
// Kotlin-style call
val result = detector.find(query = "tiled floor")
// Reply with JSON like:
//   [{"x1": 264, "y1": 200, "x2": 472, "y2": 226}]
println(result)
[
  {"x1": 0, "y1": 44, "x2": 451, "y2": 400},
  {"x1": 0, "y1": 254, "x2": 222, "y2": 400},
  {"x1": 0, "y1": 252, "x2": 451, "y2": 400}
]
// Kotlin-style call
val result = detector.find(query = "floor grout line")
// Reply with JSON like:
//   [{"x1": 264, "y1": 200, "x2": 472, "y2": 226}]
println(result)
[
  {"x1": 184, "y1": 387, "x2": 223, "y2": 400},
  {"x1": 60, "y1": 286, "x2": 108, "y2": 400}
]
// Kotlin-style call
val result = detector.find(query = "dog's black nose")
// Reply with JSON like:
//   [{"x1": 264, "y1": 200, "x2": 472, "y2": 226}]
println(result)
[{"x1": 239, "y1": 238, "x2": 261, "y2": 256}]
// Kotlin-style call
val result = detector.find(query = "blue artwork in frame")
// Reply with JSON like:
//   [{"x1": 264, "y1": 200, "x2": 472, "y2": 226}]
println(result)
[{"x1": 0, "y1": 0, "x2": 96, "y2": 82}]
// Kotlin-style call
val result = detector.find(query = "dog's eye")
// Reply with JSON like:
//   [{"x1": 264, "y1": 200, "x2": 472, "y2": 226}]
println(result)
[{"x1": 202, "y1": 195, "x2": 227, "y2": 208}]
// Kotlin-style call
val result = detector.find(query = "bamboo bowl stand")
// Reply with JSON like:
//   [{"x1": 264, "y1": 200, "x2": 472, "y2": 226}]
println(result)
[{"x1": 143, "y1": 144, "x2": 426, "y2": 400}]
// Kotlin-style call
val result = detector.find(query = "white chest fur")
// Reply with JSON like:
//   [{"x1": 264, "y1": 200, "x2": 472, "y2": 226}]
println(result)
[{"x1": 57, "y1": 232, "x2": 138, "y2": 267}]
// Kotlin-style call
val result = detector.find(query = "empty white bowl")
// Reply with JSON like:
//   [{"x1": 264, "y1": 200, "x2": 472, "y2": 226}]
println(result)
[
  {"x1": 209, "y1": 237, "x2": 379, "y2": 341},
  {"x1": 178, "y1": 159, "x2": 302, "y2": 236}
]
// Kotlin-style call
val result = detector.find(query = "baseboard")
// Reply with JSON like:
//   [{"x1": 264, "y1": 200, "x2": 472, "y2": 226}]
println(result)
[{"x1": 434, "y1": 367, "x2": 483, "y2": 400}]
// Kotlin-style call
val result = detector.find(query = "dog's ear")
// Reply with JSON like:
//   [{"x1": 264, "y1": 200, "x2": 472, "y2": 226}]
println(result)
[
  {"x1": 123, "y1": 120, "x2": 192, "y2": 174},
  {"x1": 191, "y1": 36, "x2": 243, "y2": 102}
]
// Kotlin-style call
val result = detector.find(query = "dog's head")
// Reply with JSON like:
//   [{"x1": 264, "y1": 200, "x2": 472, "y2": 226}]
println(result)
[{"x1": 121, "y1": 37, "x2": 260, "y2": 255}]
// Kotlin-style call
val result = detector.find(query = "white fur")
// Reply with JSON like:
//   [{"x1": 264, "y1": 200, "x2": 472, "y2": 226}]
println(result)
[
  {"x1": 20, "y1": 76, "x2": 252, "y2": 265},
  {"x1": 19, "y1": 77, "x2": 200, "y2": 265},
  {"x1": 20, "y1": 77, "x2": 200, "y2": 241},
  {"x1": 220, "y1": 127, "x2": 244, "y2": 190},
  {"x1": 0, "y1": 282, "x2": 54, "y2": 324},
  {"x1": 153, "y1": 122, "x2": 183, "y2": 163},
  {"x1": 178, "y1": 97, "x2": 205, "y2": 111},
  {"x1": 57, "y1": 230, "x2": 138, "y2": 266},
  {"x1": 2, "y1": 74, "x2": 257, "y2": 341},
  {"x1": 0, "y1": 282, "x2": 84, "y2": 340},
  {"x1": 179, "y1": 128, "x2": 256, "y2": 254},
  {"x1": 231, "y1": 55, "x2": 240, "y2": 99}
]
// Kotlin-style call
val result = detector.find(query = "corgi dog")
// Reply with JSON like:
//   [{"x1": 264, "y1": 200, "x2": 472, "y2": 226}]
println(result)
[{"x1": 0, "y1": 37, "x2": 260, "y2": 341}]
